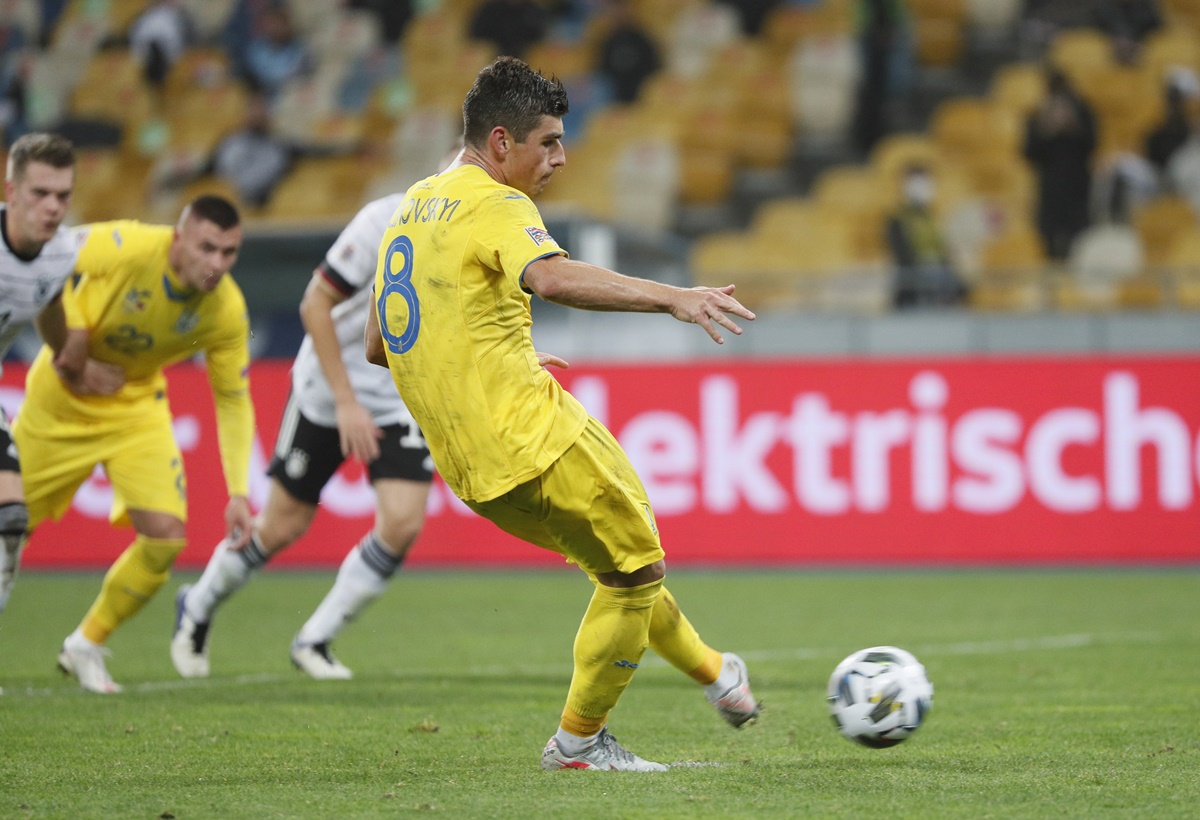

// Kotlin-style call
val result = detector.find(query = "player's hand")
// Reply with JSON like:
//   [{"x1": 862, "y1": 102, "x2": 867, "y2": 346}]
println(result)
[
  {"x1": 224, "y1": 495, "x2": 253, "y2": 550},
  {"x1": 536, "y1": 351, "x2": 569, "y2": 370},
  {"x1": 336, "y1": 399, "x2": 383, "y2": 463},
  {"x1": 668, "y1": 284, "x2": 755, "y2": 344},
  {"x1": 55, "y1": 358, "x2": 126, "y2": 396}
]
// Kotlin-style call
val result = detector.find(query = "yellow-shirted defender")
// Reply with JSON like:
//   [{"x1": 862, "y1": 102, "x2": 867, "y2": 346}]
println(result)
[
  {"x1": 369, "y1": 57, "x2": 761, "y2": 771},
  {"x1": 13, "y1": 195, "x2": 254, "y2": 693}
]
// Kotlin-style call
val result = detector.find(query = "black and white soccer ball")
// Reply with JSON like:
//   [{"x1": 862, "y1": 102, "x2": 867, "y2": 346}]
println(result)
[{"x1": 827, "y1": 646, "x2": 933, "y2": 748}]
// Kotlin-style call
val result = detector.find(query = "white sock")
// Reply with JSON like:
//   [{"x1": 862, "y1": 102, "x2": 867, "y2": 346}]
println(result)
[
  {"x1": 295, "y1": 533, "x2": 399, "y2": 646},
  {"x1": 704, "y1": 653, "x2": 738, "y2": 698},
  {"x1": 554, "y1": 727, "x2": 601, "y2": 756},
  {"x1": 185, "y1": 534, "x2": 269, "y2": 622}
]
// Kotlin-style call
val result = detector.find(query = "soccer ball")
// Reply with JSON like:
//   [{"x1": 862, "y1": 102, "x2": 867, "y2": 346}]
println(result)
[{"x1": 827, "y1": 646, "x2": 933, "y2": 748}]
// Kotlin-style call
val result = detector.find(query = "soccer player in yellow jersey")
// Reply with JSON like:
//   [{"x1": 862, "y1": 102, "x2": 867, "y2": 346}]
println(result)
[
  {"x1": 370, "y1": 57, "x2": 761, "y2": 771},
  {"x1": 12, "y1": 195, "x2": 254, "y2": 693}
]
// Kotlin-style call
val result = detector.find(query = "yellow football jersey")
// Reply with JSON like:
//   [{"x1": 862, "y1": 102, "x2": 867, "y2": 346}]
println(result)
[
  {"x1": 375, "y1": 164, "x2": 587, "y2": 502},
  {"x1": 22, "y1": 219, "x2": 254, "y2": 496}
]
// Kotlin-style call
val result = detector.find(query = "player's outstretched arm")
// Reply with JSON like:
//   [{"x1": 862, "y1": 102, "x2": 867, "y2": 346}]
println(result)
[{"x1": 523, "y1": 256, "x2": 754, "y2": 344}]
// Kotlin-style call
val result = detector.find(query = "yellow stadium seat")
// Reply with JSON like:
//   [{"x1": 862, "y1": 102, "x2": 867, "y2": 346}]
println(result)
[
  {"x1": 262, "y1": 157, "x2": 369, "y2": 222},
  {"x1": 972, "y1": 223, "x2": 1048, "y2": 311},
  {"x1": 914, "y1": 19, "x2": 965, "y2": 67},
  {"x1": 1141, "y1": 26, "x2": 1200, "y2": 79},
  {"x1": 1048, "y1": 28, "x2": 1116, "y2": 84},
  {"x1": 691, "y1": 232, "x2": 806, "y2": 310},
  {"x1": 1163, "y1": 226, "x2": 1200, "y2": 307},
  {"x1": 930, "y1": 97, "x2": 1022, "y2": 160},
  {"x1": 870, "y1": 133, "x2": 941, "y2": 182},
  {"x1": 71, "y1": 48, "x2": 156, "y2": 126},
  {"x1": 990, "y1": 63, "x2": 1047, "y2": 118},
  {"x1": 1134, "y1": 195, "x2": 1198, "y2": 266}
]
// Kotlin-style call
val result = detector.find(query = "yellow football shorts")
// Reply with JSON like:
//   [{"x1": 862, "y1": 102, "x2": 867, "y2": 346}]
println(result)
[
  {"x1": 13, "y1": 399, "x2": 187, "y2": 529},
  {"x1": 466, "y1": 416, "x2": 665, "y2": 576}
]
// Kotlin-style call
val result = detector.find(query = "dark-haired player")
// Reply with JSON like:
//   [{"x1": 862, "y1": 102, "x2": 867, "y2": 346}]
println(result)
[{"x1": 13, "y1": 195, "x2": 255, "y2": 693}]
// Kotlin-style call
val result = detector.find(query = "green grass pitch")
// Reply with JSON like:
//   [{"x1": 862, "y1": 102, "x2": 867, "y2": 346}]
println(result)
[{"x1": 1, "y1": 568, "x2": 1197, "y2": 818}]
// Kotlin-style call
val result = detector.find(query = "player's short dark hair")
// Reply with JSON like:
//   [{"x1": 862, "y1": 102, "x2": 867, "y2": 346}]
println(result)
[
  {"x1": 6, "y1": 132, "x2": 76, "y2": 182},
  {"x1": 462, "y1": 56, "x2": 569, "y2": 149},
  {"x1": 186, "y1": 194, "x2": 241, "y2": 230}
]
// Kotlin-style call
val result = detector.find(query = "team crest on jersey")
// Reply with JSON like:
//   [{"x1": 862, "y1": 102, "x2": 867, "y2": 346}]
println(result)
[
  {"x1": 174, "y1": 309, "x2": 199, "y2": 334},
  {"x1": 285, "y1": 448, "x2": 309, "y2": 479},
  {"x1": 34, "y1": 277, "x2": 53, "y2": 305},
  {"x1": 122, "y1": 288, "x2": 152, "y2": 313},
  {"x1": 525, "y1": 226, "x2": 554, "y2": 246}
]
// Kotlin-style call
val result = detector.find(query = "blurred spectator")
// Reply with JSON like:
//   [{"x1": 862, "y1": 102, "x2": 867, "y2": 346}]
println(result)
[
  {"x1": 1018, "y1": 0, "x2": 1090, "y2": 60},
  {"x1": 0, "y1": 51, "x2": 29, "y2": 145},
  {"x1": 595, "y1": 0, "x2": 661, "y2": 104},
  {"x1": 886, "y1": 163, "x2": 969, "y2": 308},
  {"x1": 156, "y1": 93, "x2": 295, "y2": 206},
  {"x1": 242, "y1": 5, "x2": 311, "y2": 98},
  {"x1": 1024, "y1": 69, "x2": 1097, "y2": 260},
  {"x1": 852, "y1": 0, "x2": 913, "y2": 156},
  {"x1": 1093, "y1": 0, "x2": 1162, "y2": 63},
  {"x1": 129, "y1": 0, "x2": 192, "y2": 88},
  {"x1": 348, "y1": 0, "x2": 415, "y2": 44},
  {"x1": 468, "y1": 0, "x2": 548, "y2": 59},
  {"x1": 1146, "y1": 67, "x2": 1200, "y2": 172}
]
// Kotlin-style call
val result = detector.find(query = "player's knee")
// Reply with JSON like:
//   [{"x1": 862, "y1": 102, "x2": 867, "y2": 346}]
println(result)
[
  {"x1": 0, "y1": 502, "x2": 30, "y2": 536},
  {"x1": 134, "y1": 535, "x2": 187, "y2": 575},
  {"x1": 375, "y1": 520, "x2": 422, "y2": 556},
  {"x1": 254, "y1": 515, "x2": 309, "y2": 554}
]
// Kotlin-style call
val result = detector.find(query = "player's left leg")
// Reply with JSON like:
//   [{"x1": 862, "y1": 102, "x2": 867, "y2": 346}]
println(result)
[
  {"x1": 648, "y1": 586, "x2": 761, "y2": 727},
  {"x1": 59, "y1": 416, "x2": 188, "y2": 693},
  {"x1": 291, "y1": 419, "x2": 434, "y2": 679},
  {"x1": 290, "y1": 477, "x2": 429, "y2": 679}
]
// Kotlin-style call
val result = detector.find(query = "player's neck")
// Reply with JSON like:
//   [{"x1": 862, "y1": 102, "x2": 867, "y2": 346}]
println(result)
[{"x1": 0, "y1": 208, "x2": 45, "y2": 262}]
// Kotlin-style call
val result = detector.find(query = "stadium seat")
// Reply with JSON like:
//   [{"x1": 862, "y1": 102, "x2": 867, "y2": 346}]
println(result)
[
  {"x1": 70, "y1": 48, "x2": 155, "y2": 128},
  {"x1": 1141, "y1": 26, "x2": 1200, "y2": 80},
  {"x1": 913, "y1": 18, "x2": 966, "y2": 68},
  {"x1": 869, "y1": 133, "x2": 941, "y2": 183},
  {"x1": 666, "y1": 1, "x2": 741, "y2": 79},
  {"x1": 178, "y1": 0, "x2": 237, "y2": 41},
  {"x1": 1058, "y1": 224, "x2": 1145, "y2": 310},
  {"x1": 1133, "y1": 195, "x2": 1197, "y2": 266},
  {"x1": 990, "y1": 63, "x2": 1047, "y2": 118},
  {"x1": 1162, "y1": 226, "x2": 1200, "y2": 307},
  {"x1": 972, "y1": 223, "x2": 1049, "y2": 311},
  {"x1": 690, "y1": 231, "x2": 805, "y2": 310},
  {"x1": 966, "y1": 0, "x2": 1021, "y2": 35},
  {"x1": 1047, "y1": 28, "x2": 1116, "y2": 85},
  {"x1": 930, "y1": 97, "x2": 1022, "y2": 162}
]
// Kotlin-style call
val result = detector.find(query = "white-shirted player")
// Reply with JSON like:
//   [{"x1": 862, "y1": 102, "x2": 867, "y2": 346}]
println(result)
[
  {"x1": 0, "y1": 133, "x2": 123, "y2": 614},
  {"x1": 171, "y1": 193, "x2": 434, "y2": 680}
]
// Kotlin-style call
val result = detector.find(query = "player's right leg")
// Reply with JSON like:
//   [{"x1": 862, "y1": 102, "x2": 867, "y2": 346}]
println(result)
[
  {"x1": 172, "y1": 401, "x2": 336, "y2": 678},
  {"x1": 468, "y1": 418, "x2": 669, "y2": 771},
  {"x1": 0, "y1": 409, "x2": 30, "y2": 614}
]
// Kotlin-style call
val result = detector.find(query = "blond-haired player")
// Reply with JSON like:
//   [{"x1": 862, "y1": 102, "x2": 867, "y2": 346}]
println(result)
[
  {"x1": 13, "y1": 195, "x2": 254, "y2": 693},
  {"x1": 0, "y1": 132, "x2": 123, "y2": 615},
  {"x1": 370, "y1": 57, "x2": 761, "y2": 771}
]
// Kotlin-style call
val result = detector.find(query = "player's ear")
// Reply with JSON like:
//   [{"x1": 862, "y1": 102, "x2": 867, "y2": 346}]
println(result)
[{"x1": 490, "y1": 126, "x2": 510, "y2": 156}]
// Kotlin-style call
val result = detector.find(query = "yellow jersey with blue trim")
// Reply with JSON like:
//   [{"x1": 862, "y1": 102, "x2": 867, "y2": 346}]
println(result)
[
  {"x1": 23, "y1": 219, "x2": 254, "y2": 497},
  {"x1": 374, "y1": 164, "x2": 587, "y2": 502}
]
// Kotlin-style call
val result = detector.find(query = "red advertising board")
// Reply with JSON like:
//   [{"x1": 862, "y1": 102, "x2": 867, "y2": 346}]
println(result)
[{"x1": 4, "y1": 356, "x2": 1199, "y2": 568}]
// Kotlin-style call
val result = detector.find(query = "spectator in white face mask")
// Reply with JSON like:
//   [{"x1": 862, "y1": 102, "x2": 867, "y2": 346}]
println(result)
[{"x1": 886, "y1": 162, "x2": 969, "y2": 308}]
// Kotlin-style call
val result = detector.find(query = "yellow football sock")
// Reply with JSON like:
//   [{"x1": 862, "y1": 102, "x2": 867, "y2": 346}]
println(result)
[
  {"x1": 649, "y1": 586, "x2": 723, "y2": 686},
  {"x1": 80, "y1": 535, "x2": 185, "y2": 644},
  {"x1": 561, "y1": 577, "x2": 663, "y2": 734}
]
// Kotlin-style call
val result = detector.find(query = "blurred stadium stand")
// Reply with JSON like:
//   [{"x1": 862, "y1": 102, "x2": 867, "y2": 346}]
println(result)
[{"x1": 2, "y1": 0, "x2": 1199, "y2": 361}]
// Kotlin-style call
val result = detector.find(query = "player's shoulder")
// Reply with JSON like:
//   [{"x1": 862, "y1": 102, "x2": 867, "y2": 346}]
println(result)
[{"x1": 76, "y1": 220, "x2": 172, "y2": 256}]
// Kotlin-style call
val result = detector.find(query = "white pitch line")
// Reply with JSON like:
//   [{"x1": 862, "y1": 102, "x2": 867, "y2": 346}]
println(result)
[{"x1": 1, "y1": 631, "x2": 1166, "y2": 698}]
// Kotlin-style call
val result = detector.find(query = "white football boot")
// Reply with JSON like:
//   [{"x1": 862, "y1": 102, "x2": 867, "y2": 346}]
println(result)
[
  {"x1": 541, "y1": 728, "x2": 669, "y2": 772},
  {"x1": 57, "y1": 634, "x2": 121, "y2": 694},
  {"x1": 170, "y1": 585, "x2": 211, "y2": 678},
  {"x1": 704, "y1": 652, "x2": 762, "y2": 728},
  {"x1": 290, "y1": 639, "x2": 353, "y2": 680}
]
